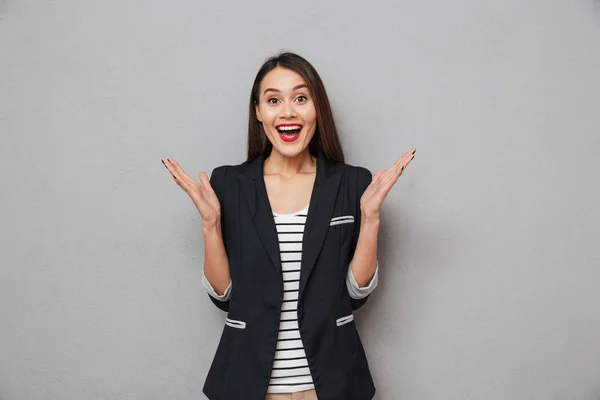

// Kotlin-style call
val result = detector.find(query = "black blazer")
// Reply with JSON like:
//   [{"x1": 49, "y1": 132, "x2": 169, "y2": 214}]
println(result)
[{"x1": 202, "y1": 151, "x2": 376, "y2": 400}]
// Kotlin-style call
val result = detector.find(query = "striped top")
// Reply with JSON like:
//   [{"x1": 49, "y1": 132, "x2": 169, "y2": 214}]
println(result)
[{"x1": 267, "y1": 204, "x2": 314, "y2": 394}]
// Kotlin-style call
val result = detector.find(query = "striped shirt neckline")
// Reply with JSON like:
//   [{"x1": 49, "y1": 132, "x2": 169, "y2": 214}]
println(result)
[{"x1": 272, "y1": 204, "x2": 309, "y2": 218}]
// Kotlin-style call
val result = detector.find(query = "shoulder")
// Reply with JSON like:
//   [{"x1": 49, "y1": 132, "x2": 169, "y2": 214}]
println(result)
[
  {"x1": 211, "y1": 161, "x2": 245, "y2": 171},
  {"x1": 210, "y1": 161, "x2": 244, "y2": 178},
  {"x1": 209, "y1": 160, "x2": 251, "y2": 187},
  {"x1": 339, "y1": 162, "x2": 373, "y2": 187},
  {"x1": 208, "y1": 164, "x2": 236, "y2": 195},
  {"x1": 209, "y1": 165, "x2": 228, "y2": 185},
  {"x1": 210, "y1": 164, "x2": 231, "y2": 179}
]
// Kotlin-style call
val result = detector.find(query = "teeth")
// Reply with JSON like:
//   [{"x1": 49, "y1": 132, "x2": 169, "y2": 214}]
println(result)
[{"x1": 278, "y1": 126, "x2": 302, "y2": 131}]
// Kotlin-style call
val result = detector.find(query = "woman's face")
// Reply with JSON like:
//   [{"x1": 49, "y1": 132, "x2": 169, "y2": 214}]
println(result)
[{"x1": 255, "y1": 67, "x2": 317, "y2": 158}]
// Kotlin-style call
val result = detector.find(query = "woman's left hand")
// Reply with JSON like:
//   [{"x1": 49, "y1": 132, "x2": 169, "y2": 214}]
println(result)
[{"x1": 360, "y1": 149, "x2": 416, "y2": 219}]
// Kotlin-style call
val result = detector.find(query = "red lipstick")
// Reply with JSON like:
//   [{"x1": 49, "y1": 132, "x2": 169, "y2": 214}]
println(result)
[{"x1": 276, "y1": 124, "x2": 302, "y2": 143}]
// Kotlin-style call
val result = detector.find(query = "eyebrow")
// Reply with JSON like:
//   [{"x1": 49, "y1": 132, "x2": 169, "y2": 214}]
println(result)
[{"x1": 263, "y1": 83, "x2": 308, "y2": 95}]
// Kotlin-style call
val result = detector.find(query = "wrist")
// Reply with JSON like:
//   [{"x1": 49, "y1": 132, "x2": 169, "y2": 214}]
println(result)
[
  {"x1": 360, "y1": 210, "x2": 381, "y2": 224},
  {"x1": 202, "y1": 220, "x2": 222, "y2": 235}
]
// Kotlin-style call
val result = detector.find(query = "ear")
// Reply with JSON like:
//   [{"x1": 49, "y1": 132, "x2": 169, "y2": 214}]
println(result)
[{"x1": 255, "y1": 103, "x2": 262, "y2": 122}]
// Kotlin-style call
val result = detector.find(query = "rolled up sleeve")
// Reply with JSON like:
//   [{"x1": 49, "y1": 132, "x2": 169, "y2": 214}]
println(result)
[
  {"x1": 202, "y1": 268, "x2": 232, "y2": 302},
  {"x1": 346, "y1": 261, "x2": 379, "y2": 299}
]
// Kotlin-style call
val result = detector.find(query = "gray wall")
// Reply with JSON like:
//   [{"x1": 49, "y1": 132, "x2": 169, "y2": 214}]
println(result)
[{"x1": 1, "y1": 0, "x2": 599, "y2": 399}]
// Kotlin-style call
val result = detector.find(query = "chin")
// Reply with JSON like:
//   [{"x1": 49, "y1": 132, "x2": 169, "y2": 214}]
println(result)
[
  {"x1": 274, "y1": 144, "x2": 306, "y2": 158},
  {"x1": 277, "y1": 149, "x2": 302, "y2": 158}
]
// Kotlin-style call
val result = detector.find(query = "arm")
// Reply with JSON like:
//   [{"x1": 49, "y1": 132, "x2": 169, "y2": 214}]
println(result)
[
  {"x1": 348, "y1": 168, "x2": 380, "y2": 309},
  {"x1": 202, "y1": 167, "x2": 232, "y2": 310},
  {"x1": 348, "y1": 149, "x2": 417, "y2": 309},
  {"x1": 346, "y1": 261, "x2": 379, "y2": 300},
  {"x1": 350, "y1": 212, "x2": 380, "y2": 288}
]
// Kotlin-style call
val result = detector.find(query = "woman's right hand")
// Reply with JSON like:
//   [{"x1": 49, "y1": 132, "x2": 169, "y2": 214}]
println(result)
[{"x1": 161, "y1": 158, "x2": 221, "y2": 228}]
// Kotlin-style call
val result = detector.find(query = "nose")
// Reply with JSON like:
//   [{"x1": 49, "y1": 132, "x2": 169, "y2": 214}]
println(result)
[{"x1": 279, "y1": 102, "x2": 296, "y2": 118}]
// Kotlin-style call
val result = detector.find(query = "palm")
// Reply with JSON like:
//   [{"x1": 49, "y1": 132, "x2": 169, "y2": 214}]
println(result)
[
  {"x1": 360, "y1": 149, "x2": 416, "y2": 217},
  {"x1": 161, "y1": 158, "x2": 221, "y2": 225}
]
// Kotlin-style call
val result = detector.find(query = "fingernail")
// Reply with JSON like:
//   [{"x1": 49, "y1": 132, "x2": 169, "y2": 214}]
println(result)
[
  {"x1": 161, "y1": 159, "x2": 166, "y2": 166},
  {"x1": 413, "y1": 149, "x2": 416, "y2": 154}
]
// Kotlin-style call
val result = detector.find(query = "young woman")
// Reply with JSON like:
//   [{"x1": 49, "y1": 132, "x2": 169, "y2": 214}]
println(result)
[{"x1": 161, "y1": 52, "x2": 415, "y2": 400}]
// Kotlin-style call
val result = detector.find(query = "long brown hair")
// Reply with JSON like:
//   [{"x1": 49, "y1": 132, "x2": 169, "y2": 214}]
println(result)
[{"x1": 247, "y1": 52, "x2": 345, "y2": 164}]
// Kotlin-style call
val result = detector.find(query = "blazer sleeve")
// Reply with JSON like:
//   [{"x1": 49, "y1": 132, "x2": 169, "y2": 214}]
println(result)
[
  {"x1": 346, "y1": 260, "x2": 379, "y2": 299},
  {"x1": 205, "y1": 165, "x2": 231, "y2": 312},
  {"x1": 349, "y1": 166, "x2": 376, "y2": 311}
]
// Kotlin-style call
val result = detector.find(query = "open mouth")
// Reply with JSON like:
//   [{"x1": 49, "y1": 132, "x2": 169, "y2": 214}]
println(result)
[{"x1": 276, "y1": 124, "x2": 303, "y2": 142}]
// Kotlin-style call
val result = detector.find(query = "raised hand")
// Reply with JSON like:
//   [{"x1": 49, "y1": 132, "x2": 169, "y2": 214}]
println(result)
[
  {"x1": 360, "y1": 149, "x2": 416, "y2": 219},
  {"x1": 161, "y1": 158, "x2": 221, "y2": 227}
]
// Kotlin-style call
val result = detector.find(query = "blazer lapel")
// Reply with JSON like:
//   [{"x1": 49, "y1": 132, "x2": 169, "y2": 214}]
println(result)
[
  {"x1": 238, "y1": 154, "x2": 282, "y2": 276},
  {"x1": 298, "y1": 152, "x2": 342, "y2": 302},
  {"x1": 236, "y1": 151, "x2": 343, "y2": 299}
]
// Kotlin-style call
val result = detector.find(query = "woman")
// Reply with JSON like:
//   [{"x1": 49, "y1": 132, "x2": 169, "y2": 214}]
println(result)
[{"x1": 161, "y1": 52, "x2": 415, "y2": 400}]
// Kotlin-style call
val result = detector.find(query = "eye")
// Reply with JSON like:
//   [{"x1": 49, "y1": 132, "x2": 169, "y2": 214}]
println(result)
[
  {"x1": 295, "y1": 95, "x2": 308, "y2": 103},
  {"x1": 267, "y1": 98, "x2": 279, "y2": 104}
]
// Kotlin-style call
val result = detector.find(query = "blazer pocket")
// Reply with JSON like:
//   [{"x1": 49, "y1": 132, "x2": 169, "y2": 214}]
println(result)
[
  {"x1": 330, "y1": 215, "x2": 355, "y2": 226},
  {"x1": 225, "y1": 317, "x2": 247, "y2": 330},
  {"x1": 336, "y1": 314, "x2": 354, "y2": 327}
]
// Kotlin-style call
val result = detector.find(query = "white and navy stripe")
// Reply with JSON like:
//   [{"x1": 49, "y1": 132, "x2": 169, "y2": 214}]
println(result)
[
  {"x1": 329, "y1": 214, "x2": 355, "y2": 226},
  {"x1": 268, "y1": 205, "x2": 315, "y2": 394}
]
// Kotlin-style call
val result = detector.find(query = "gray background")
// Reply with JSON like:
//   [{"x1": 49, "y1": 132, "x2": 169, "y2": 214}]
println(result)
[{"x1": 1, "y1": 0, "x2": 599, "y2": 399}]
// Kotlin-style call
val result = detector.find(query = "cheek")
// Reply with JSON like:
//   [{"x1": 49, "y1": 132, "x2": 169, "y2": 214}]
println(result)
[
  {"x1": 301, "y1": 106, "x2": 317, "y2": 125},
  {"x1": 259, "y1": 108, "x2": 276, "y2": 126}
]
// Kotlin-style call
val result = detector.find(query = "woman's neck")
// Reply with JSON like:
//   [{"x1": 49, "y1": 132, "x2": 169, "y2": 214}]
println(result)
[{"x1": 263, "y1": 149, "x2": 316, "y2": 179}]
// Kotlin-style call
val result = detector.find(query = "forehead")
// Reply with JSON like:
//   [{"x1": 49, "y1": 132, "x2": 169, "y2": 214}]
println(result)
[{"x1": 260, "y1": 67, "x2": 307, "y2": 92}]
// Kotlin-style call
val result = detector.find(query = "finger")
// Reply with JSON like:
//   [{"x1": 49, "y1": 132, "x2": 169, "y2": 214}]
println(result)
[
  {"x1": 401, "y1": 148, "x2": 416, "y2": 165},
  {"x1": 378, "y1": 174, "x2": 398, "y2": 196},
  {"x1": 375, "y1": 148, "x2": 416, "y2": 185},
  {"x1": 379, "y1": 149, "x2": 416, "y2": 190},
  {"x1": 403, "y1": 149, "x2": 416, "y2": 168},
  {"x1": 198, "y1": 172, "x2": 213, "y2": 192},
  {"x1": 165, "y1": 159, "x2": 191, "y2": 187},
  {"x1": 162, "y1": 158, "x2": 172, "y2": 173},
  {"x1": 390, "y1": 150, "x2": 414, "y2": 172},
  {"x1": 387, "y1": 152, "x2": 410, "y2": 177},
  {"x1": 397, "y1": 149, "x2": 416, "y2": 174},
  {"x1": 167, "y1": 158, "x2": 195, "y2": 186},
  {"x1": 379, "y1": 156, "x2": 406, "y2": 184},
  {"x1": 162, "y1": 158, "x2": 180, "y2": 177},
  {"x1": 381, "y1": 163, "x2": 402, "y2": 184},
  {"x1": 389, "y1": 152, "x2": 409, "y2": 171},
  {"x1": 162, "y1": 158, "x2": 179, "y2": 180}
]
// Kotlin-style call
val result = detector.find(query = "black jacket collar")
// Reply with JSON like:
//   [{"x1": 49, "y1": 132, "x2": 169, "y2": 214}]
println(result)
[{"x1": 236, "y1": 151, "x2": 344, "y2": 302}]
